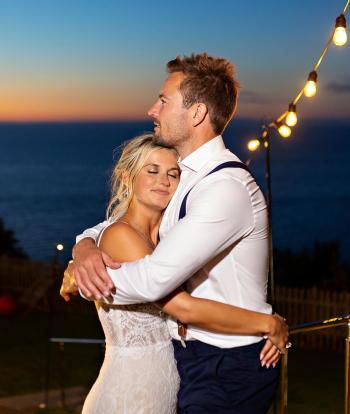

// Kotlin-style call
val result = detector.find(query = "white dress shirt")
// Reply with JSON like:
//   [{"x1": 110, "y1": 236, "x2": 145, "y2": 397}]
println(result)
[{"x1": 77, "y1": 136, "x2": 271, "y2": 348}]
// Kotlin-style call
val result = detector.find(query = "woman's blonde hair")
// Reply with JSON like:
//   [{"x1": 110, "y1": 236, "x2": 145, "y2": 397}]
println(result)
[{"x1": 106, "y1": 133, "x2": 177, "y2": 220}]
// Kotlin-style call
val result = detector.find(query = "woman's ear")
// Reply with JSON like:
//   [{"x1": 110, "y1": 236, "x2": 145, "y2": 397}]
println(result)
[
  {"x1": 191, "y1": 103, "x2": 208, "y2": 127},
  {"x1": 121, "y1": 171, "x2": 130, "y2": 188}
]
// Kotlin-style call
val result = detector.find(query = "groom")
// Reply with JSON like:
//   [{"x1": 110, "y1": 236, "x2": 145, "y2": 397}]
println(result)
[{"x1": 67, "y1": 53, "x2": 281, "y2": 413}]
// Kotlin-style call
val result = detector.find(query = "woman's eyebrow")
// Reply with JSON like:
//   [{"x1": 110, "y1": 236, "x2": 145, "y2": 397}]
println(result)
[{"x1": 144, "y1": 164, "x2": 179, "y2": 171}]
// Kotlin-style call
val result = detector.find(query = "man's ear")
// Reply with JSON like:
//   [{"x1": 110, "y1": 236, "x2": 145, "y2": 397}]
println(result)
[{"x1": 191, "y1": 103, "x2": 208, "y2": 127}]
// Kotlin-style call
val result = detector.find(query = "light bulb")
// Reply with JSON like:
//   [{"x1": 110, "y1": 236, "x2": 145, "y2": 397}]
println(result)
[
  {"x1": 333, "y1": 27, "x2": 347, "y2": 46},
  {"x1": 304, "y1": 71, "x2": 317, "y2": 98},
  {"x1": 285, "y1": 104, "x2": 297, "y2": 127},
  {"x1": 277, "y1": 124, "x2": 291, "y2": 138},
  {"x1": 304, "y1": 81, "x2": 317, "y2": 97},
  {"x1": 56, "y1": 243, "x2": 64, "y2": 251},
  {"x1": 333, "y1": 14, "x2": 347, "y2": 46},
  {"x1": 247, "y1": 139, "x2": 260, "y2": 152}
]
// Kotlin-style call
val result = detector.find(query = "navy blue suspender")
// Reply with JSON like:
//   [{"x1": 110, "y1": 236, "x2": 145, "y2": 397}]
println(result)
[
  {"x1": 178, "y1": 161, "x2": 251, "y2": 220},
  {"x1": 176, "y1": 160, "x2": 252, "y2": 346}
]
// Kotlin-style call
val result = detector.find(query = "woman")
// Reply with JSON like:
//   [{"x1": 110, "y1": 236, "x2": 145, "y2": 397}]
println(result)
[{"x1": 61, "y1": 133, "x2": 288, "y2": 414}]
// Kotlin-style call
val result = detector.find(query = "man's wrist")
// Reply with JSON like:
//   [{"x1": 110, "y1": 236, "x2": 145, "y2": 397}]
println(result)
[{"x1": 72, "y1": 237, "x2": 96, "y2": 259}]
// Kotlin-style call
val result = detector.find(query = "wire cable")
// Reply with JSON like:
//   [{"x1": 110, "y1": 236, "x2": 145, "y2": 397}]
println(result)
[{"x1": 267, "y1": 0, "x2": 349, "y2": 129}]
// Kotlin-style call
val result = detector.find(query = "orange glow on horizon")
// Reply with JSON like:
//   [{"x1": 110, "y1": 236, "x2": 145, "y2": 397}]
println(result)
[
  {"x1": 0, "y1": 113, "x2": 149, "y2": 123},
  {"x1": 0, "y1": 96, "x2": 150, "y2": 122},
  {"x1": 0, "y1": 76, "x2": 155, "y2": 122},
  {"x1": 1, "y1": 84, "x2": 349, "y2": 123}
]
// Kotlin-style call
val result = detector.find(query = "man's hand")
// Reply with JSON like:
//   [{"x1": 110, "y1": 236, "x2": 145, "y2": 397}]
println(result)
[
  {"x1": 60, "y1": 261, "x2": 79, "y2": 302},
  {"x1": 72, "y1": 238, "x2": 120, "y2": 300},
  {"x1": 260, "y1": 313, "x2": 289, "y2": 368}
]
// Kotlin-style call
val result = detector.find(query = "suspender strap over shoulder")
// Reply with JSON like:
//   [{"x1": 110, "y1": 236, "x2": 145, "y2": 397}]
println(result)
[
  {"x1": 176, "y1": 160, "x2": 252, "y2": 347},
  {"x1": 178, "y1": 161, "x2": 251, "y2": 221}
]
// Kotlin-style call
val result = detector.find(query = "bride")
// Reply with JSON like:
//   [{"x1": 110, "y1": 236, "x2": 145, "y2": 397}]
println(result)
[{"x1": 61, "y1": 133, "x2": 288, "y2": 414}]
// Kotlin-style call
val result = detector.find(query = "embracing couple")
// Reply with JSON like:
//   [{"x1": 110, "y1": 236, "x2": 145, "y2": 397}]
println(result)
[{"x1": 61, "y1": 53, "x2": 289, "y2": 414}]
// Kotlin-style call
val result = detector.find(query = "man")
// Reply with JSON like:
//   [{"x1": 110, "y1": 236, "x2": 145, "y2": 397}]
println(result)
[{"x1": 65, "y1": 53, "x2": 286, "y2": 413}]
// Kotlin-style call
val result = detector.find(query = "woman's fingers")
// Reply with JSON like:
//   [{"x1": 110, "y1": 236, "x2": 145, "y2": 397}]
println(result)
[
  {"x1": 60, "y1": 263, "x2": 79, "y2": 301},
  {"x1": 260, "y1": 339, "x2": 273, "y2": 366},
  {"x1": 261, "y1": 339, "x2": 282, "y2": 368}
]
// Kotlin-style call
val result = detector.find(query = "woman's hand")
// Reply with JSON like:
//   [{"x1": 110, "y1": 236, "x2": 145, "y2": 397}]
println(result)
[
  {"x1": 259, "y1": 339, "x2": 283, "y2": 368},
  {"x1": 268, "y1": 313, "x2": 289, "y2": 351},
  {"x1": 260, "y1": 313, "x2": 290, "y2": 367},
  {"x1": 60, "y1": 261, "x2": 79, "y2": 302}
]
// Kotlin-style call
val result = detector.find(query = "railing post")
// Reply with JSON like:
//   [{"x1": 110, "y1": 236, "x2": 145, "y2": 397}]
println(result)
[
  {"x1": 279, "y1": 353, "x2": 288, "y2": 414},
  {"x1": 345, "y1": 322, "x2": 350, "y2": 414},
  {"x1": 58, "y1": 341, "x2": 66, "y2": 407},
  {"x1": 44, "y1": 338, "x2": 51, "y2": 408}
]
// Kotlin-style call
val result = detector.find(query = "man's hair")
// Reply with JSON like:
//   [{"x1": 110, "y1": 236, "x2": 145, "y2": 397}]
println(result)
[{"x1": 167, "y1": 53, "x2": 239, "y2": 135}]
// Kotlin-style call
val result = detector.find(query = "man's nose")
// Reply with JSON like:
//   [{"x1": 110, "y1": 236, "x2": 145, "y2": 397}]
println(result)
[{"x1": 147, "y1": 101, "x2": 159, "y2": 118}]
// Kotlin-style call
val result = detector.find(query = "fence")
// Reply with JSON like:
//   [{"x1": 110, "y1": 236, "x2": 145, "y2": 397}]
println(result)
[
  {"x1": 0, "y1": 255, "x2": 52, "y2": 294},
  {"x1": 275, "y1": 285, "x2": 350, "y2": 351},
  {"x1": 0, "y1": 255, "x2": 94, "y2": 313}
]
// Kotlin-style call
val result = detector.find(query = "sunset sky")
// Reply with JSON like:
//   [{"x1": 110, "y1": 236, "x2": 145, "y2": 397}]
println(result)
[{"x1": 1, "y1": 0, "x2": 349, "y2": 122}]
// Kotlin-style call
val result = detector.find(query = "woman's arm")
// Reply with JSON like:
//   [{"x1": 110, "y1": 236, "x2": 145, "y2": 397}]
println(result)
[{"x1": 157, "y1": 289, "x2": 289, "y2": 362}]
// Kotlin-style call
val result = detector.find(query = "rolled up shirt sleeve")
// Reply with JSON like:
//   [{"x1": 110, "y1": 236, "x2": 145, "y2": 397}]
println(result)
[
  {"x1": 76, "y1": 220, "x2": 110, "y2": 244},
  {"x1": 105, "y1": 175, "x2": 255, "y2": 304}
]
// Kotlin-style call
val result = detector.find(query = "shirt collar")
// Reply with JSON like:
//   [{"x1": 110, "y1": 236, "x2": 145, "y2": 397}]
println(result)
[{"x1": 178, "y1": 136, "x2": 226, "y2": 173}]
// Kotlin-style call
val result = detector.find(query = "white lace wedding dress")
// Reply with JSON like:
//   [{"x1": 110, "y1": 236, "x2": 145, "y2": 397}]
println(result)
[{"x1": 82, "y1": 301, "x2": 180, "y2": 414}]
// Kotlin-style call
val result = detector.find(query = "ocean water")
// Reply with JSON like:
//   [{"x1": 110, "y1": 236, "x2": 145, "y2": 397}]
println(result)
[{"x1": 0, "y1": 119, "x2": 349, "y2": 263}]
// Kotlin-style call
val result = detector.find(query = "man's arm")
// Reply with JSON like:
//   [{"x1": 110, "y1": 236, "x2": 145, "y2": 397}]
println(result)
[
  {"x1": 89, "y1": 175, "x2": 257, "y2": 304},
  {"x1": 75, "y1": 220, "x2": 108, "y2": 245},
  {"x1": 73, "y1": 219, "x2": 120, "y2": 299}
]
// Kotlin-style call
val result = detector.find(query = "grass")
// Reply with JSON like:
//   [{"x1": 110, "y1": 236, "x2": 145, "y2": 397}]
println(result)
[
  {"x1": 282, "y1": 347, "x2": 344, "y2": 413},
  {"x1": 0, "y1": 306, "x2": 103, "y2": 398},
  {"x1": 0, "y1": 308, "x2": 346, "y2": 413}
]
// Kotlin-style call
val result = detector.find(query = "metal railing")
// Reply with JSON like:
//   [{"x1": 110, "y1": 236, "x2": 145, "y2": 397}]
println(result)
[
  {"x1": 45, "y1": 314, "x2": 350, "y2": 412},
  {"x1": 279, "y1": 313, "x2": 350, "y2": 414},
  {"x1": 44, "y1": 337, "x2": 105, "y2": 408}
]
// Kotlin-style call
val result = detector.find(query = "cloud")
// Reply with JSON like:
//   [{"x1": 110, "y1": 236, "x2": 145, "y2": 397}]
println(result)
[
  {"x1": 239, "y1": 90, "x2": 268, "y2": 104},
  {"x1": 326, "y1": 80, "x2": 350, "y2": 94}
]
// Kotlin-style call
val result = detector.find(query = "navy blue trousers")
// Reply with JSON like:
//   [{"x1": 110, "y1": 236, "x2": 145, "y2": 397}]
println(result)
[{"x1": 172, "y1": 339, "x2": 279, "y2": 414}]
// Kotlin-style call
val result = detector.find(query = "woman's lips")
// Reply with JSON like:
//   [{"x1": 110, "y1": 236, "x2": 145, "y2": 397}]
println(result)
[{"x1": 152, "y1": 189, "x2": 169, "y2": 196}]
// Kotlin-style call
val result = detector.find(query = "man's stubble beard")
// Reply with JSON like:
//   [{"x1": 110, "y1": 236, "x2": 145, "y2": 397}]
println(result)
[{"x1": 154, "y1": 119, "x2": 190, "y2": 151}]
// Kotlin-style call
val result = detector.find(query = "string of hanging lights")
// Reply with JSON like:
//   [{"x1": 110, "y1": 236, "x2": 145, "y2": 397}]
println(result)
[
  {"x1": 247, "y1": 0, "x2": 349, "y2": 152},
  {"x1": 244, "y1": 1, "x2": 349, "y2": 304}
]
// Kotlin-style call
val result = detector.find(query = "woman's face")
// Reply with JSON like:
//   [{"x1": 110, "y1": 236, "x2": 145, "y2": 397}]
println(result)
[{"x1": 131, "y1": 148, "x2": 180, "y2": 211}]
